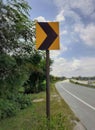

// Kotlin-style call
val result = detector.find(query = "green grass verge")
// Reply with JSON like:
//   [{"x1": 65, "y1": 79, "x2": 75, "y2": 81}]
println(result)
[{"x1": 0, "y1": 83, "x2": 78, "y2": 130}]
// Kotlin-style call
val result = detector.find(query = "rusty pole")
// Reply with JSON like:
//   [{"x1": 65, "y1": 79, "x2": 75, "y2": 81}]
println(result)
[{"x1": 46, "y1": 50, "x2": 50, "y2": 120}]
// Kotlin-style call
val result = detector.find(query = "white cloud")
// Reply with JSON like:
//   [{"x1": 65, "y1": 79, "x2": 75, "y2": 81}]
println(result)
[
  {"x1": 34, "y1": 16, "x2": 46, "y2": 22},
  {"x1": 54, "y1": 0, "x2": 95, "y2": 16},
  {"x1": 75, "y1": 24, "x2": 95, "y2": 46},
  {"x1": 50, "y1": 44, "x2": 68, "y2": 59},
  {"x1": 53, "y1": 1, "x2": 82, "y2": 24},
  {"x1": 71, "y1": 59, "x2": 80, "y2": 70},
  {"x1": 50, "y1": 57, "x2": 95, "y2": 77},
  {"x1": 65, "y1": 10, "x2": 81, "y2": 23},
  {"x1": 61, "y1": 30, "x2": 67, "y2": 35},
  {"x1": 50, "y1": 51, "x2": 61, "y2": 59},
  {"x1": 55, "y1": 9, "x2": 65, "y2": 22},
  {"x1": 53, "y1": 0, "x2": 95, "y2": 27},
  {"x1": 69, "y1": 0, "x2": 94, "y2": 16},
  {"x1": 53, "y1": 0, "x2": 65, "y2": 9}
]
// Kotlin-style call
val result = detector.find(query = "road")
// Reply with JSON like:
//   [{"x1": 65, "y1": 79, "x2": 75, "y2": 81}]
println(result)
[{"x1": 55, "y1": 80, "x2": 95, "y2": 130}]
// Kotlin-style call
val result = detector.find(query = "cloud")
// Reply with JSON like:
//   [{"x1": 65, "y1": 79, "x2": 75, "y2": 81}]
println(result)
[
  {"x1": 53, "y1": 0, "x2": 65, "y2": 9},
  {"x1": 75, "y1": 23, "x2": 95, "y2": 46},
  {"x1": 53, "y1": 0, "x2": 95, "y2": 25},
  {"x1": 69, "y1": 0, "x2": 95, "y2": 16},
  {"x1": 53, "y1": 1, "x2": 82, "y2": 25},
  {"x1": 71, "y1": 59, "x2": 80, "y2": 70},
  {"x1": 54, "y1": 0, "x2": 95, "y2": 16},
  {"x1": 55, "y1": 9, "x2": 65, "y2": 22},
  {"x1": 50, "y1": 57, "x2": 95, "y2": 77},
  {"x1": 34, "y1": 16, "x2": 46, "y2": 22},
  {"x1": 50, "y1": 44, "x2": 68, "y2": 59},
  {"x1": 61, "y1": 30, "x2": 67, "y2": 35}
]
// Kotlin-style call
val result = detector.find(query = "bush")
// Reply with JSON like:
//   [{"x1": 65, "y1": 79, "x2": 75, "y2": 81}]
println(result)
[
  {"x1": 24, "y1": 80, "x2": 46, "y2": 94},
  {"x1": 16, "y1": 94, "x2": 32, "y2": 109},
  {"x1": 0, "y1": 99, "x2": 19, "y2": 119},
  {"x1": 0, "y1": 94, "x2": 32, "y2": 120},
  {"x1": 7, "y1": 93, "x2": 32, "y2": 109},
  {"x1": 38, "y1": 80, "x2": 46, "y2": 92}
]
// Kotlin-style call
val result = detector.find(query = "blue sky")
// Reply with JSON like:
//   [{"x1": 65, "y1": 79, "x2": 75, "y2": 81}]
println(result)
[{"x1": 27, "y1": 0, "x2": 95, "y2": 77}]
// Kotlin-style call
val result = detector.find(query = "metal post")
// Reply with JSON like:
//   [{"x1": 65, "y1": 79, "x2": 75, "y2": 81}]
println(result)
[{"x1": 46, "y1": 50, "x2": 50, "y2": 120}]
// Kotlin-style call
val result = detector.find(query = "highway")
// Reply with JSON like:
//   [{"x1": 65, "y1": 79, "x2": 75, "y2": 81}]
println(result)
[{"x1": 55, "y1": 80, "x2": 95, "y2": 130}]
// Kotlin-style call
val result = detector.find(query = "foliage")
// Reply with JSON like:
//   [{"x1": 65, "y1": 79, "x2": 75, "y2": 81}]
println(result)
[
  {"x1": 0, "y1": 0, "x2": 53, "y2": 121},
  {"x1": 0, "y1": 82, "x2": 76, "y2": 130},
  {"x1": 0, "y1": 54, "x2": 29, "y2": 98},
  {"x1": 0, "y1": 0, "x2": 33, "y2": 120},
  {"x1": 0, "y1": 0, "x2": 35, "y2": 55},
  {"x1": 0, "y1": 0, "x2": 49, "y2": 96},
  {"x1": 0, "y1": 94, "x2": 31, "y2": 120},
  {"x1": 15, "y1": 93, "x2": 32, "y2": 109},
  {"x1": 50, "y1": 75, "x2": 67, "y2": 82},
  {"x1": 0, "y1": 0, "x2": 36, "y2": 94},
  {"x1": 24, "y1": 52, "x2": 46, "y2": 93},
  {"x1": 20, "y1": 113, "x2": 67, "y2": 130},
  {"x1": 0, "y1": 98, "x2": 19, "y2": 119}
]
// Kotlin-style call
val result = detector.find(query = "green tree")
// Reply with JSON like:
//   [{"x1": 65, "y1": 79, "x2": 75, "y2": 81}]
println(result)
[
  {"x1": 24, "y1": 52, "x2": 46, "y2": 93},
  {"x1": 0, "y1": 0, "x2": 35, "y2": 97},
  {"x1": 0, "y1": 0, "x2": 35, "y2": 54},
  {"x1": 0, "y1": 0, "x2": 35, "y2": 119},
  {"x1": 0, "y1": 0, "x2": 53, "y2": 97}
]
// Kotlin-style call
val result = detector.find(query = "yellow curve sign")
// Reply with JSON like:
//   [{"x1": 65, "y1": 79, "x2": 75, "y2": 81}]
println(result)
[{"x1": 36, "y1": 22, "x2": 60, "y2": 50}]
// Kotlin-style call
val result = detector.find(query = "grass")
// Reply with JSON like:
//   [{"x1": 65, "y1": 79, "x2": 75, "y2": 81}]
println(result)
[{"x1": 0, "y1": 82, "x2": 78, "y2": 130}]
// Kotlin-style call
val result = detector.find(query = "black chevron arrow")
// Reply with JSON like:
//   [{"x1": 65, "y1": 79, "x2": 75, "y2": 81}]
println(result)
[{"x1": 38, "y1": 22, "x2": 58, "y2": 50}]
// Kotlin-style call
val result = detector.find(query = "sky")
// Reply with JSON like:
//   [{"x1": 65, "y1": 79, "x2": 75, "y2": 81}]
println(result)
[{"x1": 26, "y1": 0, "x2": 95, "y2": 78}]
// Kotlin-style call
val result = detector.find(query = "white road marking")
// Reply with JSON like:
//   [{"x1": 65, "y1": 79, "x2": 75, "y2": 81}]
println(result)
[{"x1": 61, "y1": 86, "x2": 95, "y2": 111}]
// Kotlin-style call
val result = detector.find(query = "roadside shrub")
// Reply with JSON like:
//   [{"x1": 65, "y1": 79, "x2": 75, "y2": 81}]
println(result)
[
  {"x1": 0, "y1": 94, "x2": 32, "y2": 120},
  {"x1": 16, "y1": 94, "x2": 32, "y2": 109},
  {"x1": 0, "y1": 99, "x2": 19, "y2": 119},
  {"x1": 38, "y1": 80, "x2": 46, "y2": 92}
]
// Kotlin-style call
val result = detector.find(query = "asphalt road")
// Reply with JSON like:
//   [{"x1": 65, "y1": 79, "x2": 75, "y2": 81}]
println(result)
[{"x1": 55, "y1": 80, "x2": 95, "y2": 130}]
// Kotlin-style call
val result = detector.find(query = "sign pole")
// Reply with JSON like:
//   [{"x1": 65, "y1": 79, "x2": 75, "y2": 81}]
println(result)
[
  {"x1": 36, "y1": 22, "x2": 59, "y2": 120},
  {"x1": 46, "y1": 50, "x2": 50, "y2": 120}
]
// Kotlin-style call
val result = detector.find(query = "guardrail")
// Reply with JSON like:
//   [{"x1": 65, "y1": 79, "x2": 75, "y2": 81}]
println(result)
[{"x1": 70, "y1": 79, "x2": 95, "y2": 88}]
